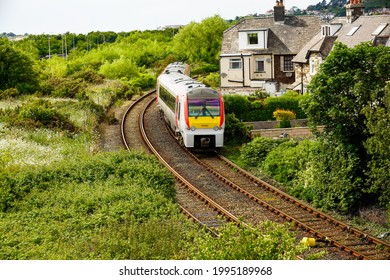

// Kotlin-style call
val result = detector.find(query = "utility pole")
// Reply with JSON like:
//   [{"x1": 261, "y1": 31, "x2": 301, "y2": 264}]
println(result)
[
  {"x1": 48, "y1": 34, "x2": 51, "y2": 58},
  {"x1": 64, "y1": 33, "x2": 68, "y2": 59}
]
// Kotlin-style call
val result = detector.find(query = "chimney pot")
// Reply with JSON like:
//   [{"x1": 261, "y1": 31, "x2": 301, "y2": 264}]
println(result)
[{"x1": 274, "y1": 1, "x2": 285, "y2": 22}]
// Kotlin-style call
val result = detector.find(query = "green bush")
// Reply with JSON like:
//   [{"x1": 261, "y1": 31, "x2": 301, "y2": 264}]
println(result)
[
  {"x1": 240, "y1": 137, "x2": 286, "y2": 167},
  {"x1": 224, "y1": 113, "x2": 251, "y2": 144},
  {"x1": 265, "y1": 96, "x2": 306, "y2": 120},
  {"x1": 258, "y1": 138, "x2": 365, "y2": 213},
  {"x1": 223, "y1": 93, "x2": 307, "y2": 122},
  {"x1": 0, "y1": 152, "x2": 187, "y2": 259},
  {"x1": 185, "y1": 221, "x2": 306, "y2": 260},
  {"x1": 0, "y1": 88, "x2": 20, "y2": 99},
  {"x1": 0, "y1": 41, "x2": 39, "y2": 93},
  {"x1": 223, "y1": 94, "x2": 251, "y2": 120},
  {"x1": 261, "y1": 140, "x2": 303, "y2": 184},
  {"x1": 197, "y1": 72, "x2": 220, "y2": 89},
  {"x1": 41, "y1": 77, "x2": 87, "y2": 98},
  {"x1": 293, "y1": 140, "x2": 364, "y2": 213},
  {"x1": 70, "y1": 68, "x2": 105, "y2": 84},
  {"x1": 0, "y1": 99, "x2": 79, "y2": 132},
  {"x1": 128, "y1": 73, "x2": 156, "y2": 89},
  {"x1": 98, "y1": 57, "x2": 139, "y2": 80}
]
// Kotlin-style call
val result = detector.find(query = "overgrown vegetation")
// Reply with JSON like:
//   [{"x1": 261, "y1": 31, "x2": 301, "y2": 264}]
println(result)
[
  {"x1": 0, "y1": 17, "x2": 310, "y2": 260},
  {"x1": 2, "y1": 12, "x2": 389, "y2": 258},
  {"x1": 238, "y1": 43, "x2": 390, "y2": 225},
  {"x1": 223, "y1": 91, "x2": 307, "y2": 122}
]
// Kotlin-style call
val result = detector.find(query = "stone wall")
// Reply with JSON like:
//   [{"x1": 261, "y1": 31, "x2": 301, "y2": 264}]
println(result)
[
  {"x1": 251, "y1": 127, "x2": 323, "y2": 139},
  {"x1": 246, "y1": 119, "x2": 308, "y2": 130}
]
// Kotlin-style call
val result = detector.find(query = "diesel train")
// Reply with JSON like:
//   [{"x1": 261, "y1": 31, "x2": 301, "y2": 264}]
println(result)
[{"x1": 156, "y1": 62, "x2": 225, "y2": 150}]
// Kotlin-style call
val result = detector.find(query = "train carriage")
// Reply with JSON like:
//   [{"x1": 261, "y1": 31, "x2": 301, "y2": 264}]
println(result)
[{"x1": 157, "y1": 62, "x2": 224, "y2": 150}]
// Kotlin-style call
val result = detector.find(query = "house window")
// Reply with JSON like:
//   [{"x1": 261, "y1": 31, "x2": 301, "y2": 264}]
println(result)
[
  {"x1": 283, "y1": 56, "x2": 293, "y2": 72},
  {"x1": 248, "y1": 33, "x2": 258, "y2": 45},
  {"x1": 229, "y1": 58, "x2": 242, "y2": 69},
  {"x1": 310, "y1": 59, "x2": 316, "y2": 76},
  {"x1": 239, "y1": 29, "x2": 268, "y2": 50},
  {"x1": 321, "y1": 25, "x2": 331, "y2": 37},
  {"x1": 372, "y1": 23, "x2": 388, "y2": 36},
  {"x1": 255, "y1": 59, "x2": 264, "y2": 72}
]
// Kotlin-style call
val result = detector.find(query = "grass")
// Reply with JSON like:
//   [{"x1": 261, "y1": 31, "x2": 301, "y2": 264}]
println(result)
[
  {"x1": 0, "y1": 96, "x2": 308, "y2": 260},
  {"x1": 0, "y1": 126, "x2": 94, "y2": 171}
]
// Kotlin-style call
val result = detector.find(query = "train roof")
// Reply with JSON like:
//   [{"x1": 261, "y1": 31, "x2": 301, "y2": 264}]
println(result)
[
  {"x1": 158, "y1": 66, "x2": 218, "y2": 99},
  {"x1": 163, "y1": 62, "x2": 190, "y2": 76}
]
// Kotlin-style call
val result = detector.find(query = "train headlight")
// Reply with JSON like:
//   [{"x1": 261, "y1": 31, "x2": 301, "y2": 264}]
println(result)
[{"x1": 190, "y1": 126, "x2": 196, "y2": 131}]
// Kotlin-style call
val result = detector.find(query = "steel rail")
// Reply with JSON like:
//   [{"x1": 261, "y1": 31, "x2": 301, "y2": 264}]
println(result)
[
  {"x1": 139, "y1": 97, "x2": 246, "y2": 227},
  {"x1": 217, "y1": 153, "x2": 390, "y2": 252},
  {"x1": 120, "y1": 90, "x2": 156, "y2": 150}
]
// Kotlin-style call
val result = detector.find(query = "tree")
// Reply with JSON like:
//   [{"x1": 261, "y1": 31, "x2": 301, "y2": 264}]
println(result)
[
  {"x1": 364, "y1": 83, "x2": 390, "y2": 206},
  {"x1": 172, "y1": 15, "x2": 230, "y2": 65},
  {"x1": 302, "y1": 42, "x2": 390, "y2": 207},
  {"x1": 0, "y1": 39, "x2": 39, "y2": 94},
  {"x1": 304, "y1": 42, "x2": 389, "y2": 153}
]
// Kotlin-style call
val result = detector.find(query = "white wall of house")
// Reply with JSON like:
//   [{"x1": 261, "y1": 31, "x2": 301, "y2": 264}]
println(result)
[{"x1": 220, "y1": 54, "x2": 276, "y2": 94}]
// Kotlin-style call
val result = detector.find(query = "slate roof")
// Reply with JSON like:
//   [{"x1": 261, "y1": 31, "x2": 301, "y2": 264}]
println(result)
[
  {"x1": 221, "y1": 15, "x2": 328, "y2": 55},
  {"x1": 293, "y1": 33, "x2": 337, "y2": 63},
  {"x1": 335, "y1": 15, "x2": 390, "y2": 47},
  {"x1": 293, "y1": 15, "x2": 390, "y2": 63}
]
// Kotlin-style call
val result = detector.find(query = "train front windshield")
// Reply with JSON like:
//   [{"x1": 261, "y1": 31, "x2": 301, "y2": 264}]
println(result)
[{"x1": 188, "y1": 99, "x2": 220, "y2": 118}]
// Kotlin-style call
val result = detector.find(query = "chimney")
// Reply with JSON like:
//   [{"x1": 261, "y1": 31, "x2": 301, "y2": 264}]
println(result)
[
  {"x1": 274, "y1": 0, "x2": 285, "y2": 22},
  {"x1": 346, "y1": 0, "x2": 364, "y2": 23}
]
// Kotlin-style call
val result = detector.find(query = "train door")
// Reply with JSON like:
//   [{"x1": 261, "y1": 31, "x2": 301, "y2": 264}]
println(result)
[{"x1": 175, "y1": 97, "x2": 180, "y2": 132}]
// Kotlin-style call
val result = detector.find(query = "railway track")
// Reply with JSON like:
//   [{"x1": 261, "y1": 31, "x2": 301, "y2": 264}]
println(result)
[
  {"x1": 121, "y1": 91, "x2": 234, "y2": 230},
  {"x1": 121, "y1": 92, "x2": 390, "y2": 260}
]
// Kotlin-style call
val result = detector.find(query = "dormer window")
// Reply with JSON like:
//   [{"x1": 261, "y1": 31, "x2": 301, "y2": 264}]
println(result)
[
  {"x1": 248, "y1": 33, "x2": 258, "y2": 45},
  {"x1": 239, "y1": 29, "x2": 268, "y2": 50}
]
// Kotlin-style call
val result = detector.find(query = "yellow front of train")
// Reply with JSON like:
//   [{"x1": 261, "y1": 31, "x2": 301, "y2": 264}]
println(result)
[{"x1": 183, "y1": 88, "x2": 225, "y2": 149}]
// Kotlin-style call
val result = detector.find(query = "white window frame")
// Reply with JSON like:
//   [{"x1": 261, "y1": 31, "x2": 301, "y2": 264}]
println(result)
[
  {"x1": 255, "y1": 58, "x2": 265, "y2": 72},
  {"x1": 239, "y1": 29, "x2": 268, "y2": 50},
  {"x1": 229, "y1": 58, "x2": 242, "y2": 69}
]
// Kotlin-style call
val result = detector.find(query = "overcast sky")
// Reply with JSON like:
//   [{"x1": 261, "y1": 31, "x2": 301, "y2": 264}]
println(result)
[{"x1": 1, "y1": 0, "x2": 322, "y2": 34}]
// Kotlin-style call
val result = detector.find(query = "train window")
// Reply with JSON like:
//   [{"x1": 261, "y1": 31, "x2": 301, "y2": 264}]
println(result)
[
  {"x1": 188, "y1": 99, "x2": 220, "y2": 118},
  {"x1": 159, "y1": 86, "x2": 176, "y2": 111}
]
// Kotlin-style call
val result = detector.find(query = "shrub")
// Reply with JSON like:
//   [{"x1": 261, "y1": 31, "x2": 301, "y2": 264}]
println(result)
[
  {"x1": 249, "y1": 89, "x2": 269, "y2": 100},
  {"x1": 185, "y1": 221, "x2": 307, "y2": 260},
  {"x1": 273, "y1": 109, "x2": 296, "y2": 128},
  {"x1": 0, "y1": 99, "x2": 79, "y2": 132},
  {"x1": 223, "y1": 94, "x2": 251, "y2": 120},
  {"x1": 0, "y1": 42, "x2": 39, "y2": 93},
  {"x1": 0, "y1": 152, "x2": 188, "y2": 259},
  {"x1": 261, "y1": 140, "x2": 303, "y2": 184},
  {"x1": 293, "y1": 140, "x2": 364, "y2": 213},
  {"x1": 265, "y1": 95, "x2": 306, "y2": 119},
  {"x1": 240, "y1": 137, "x2": 286, "y2": 167},
  {"x1": 197, "y1": 72, "x2": 220, "y2": 89},
  {"x1": 98, "y1": 57, "x2": 139, "y2": 80},
  {"x1": 71, "y1": 68, "x2": 105, "y2": 84},
  {"x1": 128, "y1": 73, "x2": 156, "y2": 89},
  {"x1": 41, "y1": 77, "x2": 87, "y2": 98},
  {"x1": 0, "y1": 88, "x2": 20, "y2": 99},
  {"x1": 273, "y1": 109, "x2": 296, "y2": 121},
  {"x1": 224, "y1": 113, "x2": 251, "y2": 144}
]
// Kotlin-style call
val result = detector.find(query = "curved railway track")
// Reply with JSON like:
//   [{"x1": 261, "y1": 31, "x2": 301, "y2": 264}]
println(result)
[
  {"x1": 121, "y1": 91, "x2": 390, "y2": 260},
  {"x1": 121, "y1": 91, "x2": 234, "y2": 230}
]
